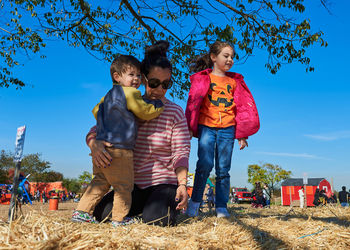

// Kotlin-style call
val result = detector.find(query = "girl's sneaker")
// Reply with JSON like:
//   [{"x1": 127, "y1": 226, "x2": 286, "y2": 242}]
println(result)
[
  {"x1": 216, "y1": 207, "x2": 230, "y2": 218},
  {"x1": 71, "y1": 210, "x2": 97, "y2": 223},
  {"x1": 111, "y1": 217, "x2": 136, "y2": 227}
]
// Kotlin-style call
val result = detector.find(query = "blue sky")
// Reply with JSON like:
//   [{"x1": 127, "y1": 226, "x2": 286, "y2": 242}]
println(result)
[{"x1": 1, "y1": 1, "x2": 350, "y2": 191}]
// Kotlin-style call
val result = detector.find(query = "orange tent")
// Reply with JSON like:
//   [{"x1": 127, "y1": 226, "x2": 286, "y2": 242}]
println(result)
[{"x1": 29, "y1": 182, "x2": 67, "y2": 196}]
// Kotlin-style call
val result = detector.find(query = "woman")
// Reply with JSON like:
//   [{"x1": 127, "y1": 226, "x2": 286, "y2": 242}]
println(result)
[
  {"x1": 86, "y1": 41, "x2": 190, "y2": 226},
  {"x1": 251, "y1": 182, "x2": 265, "y2": 208},
  {"x1": 313, "y1": 188, "x2": 320, "y2": 207}
]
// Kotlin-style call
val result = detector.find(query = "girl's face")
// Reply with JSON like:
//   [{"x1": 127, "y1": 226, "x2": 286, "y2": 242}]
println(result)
[
  {"x1": 144, "y1": 66, "x2": 172, "y2": 100},
  {"x1": 211, "y1": 46, "x2": 234, "y2": 73}
]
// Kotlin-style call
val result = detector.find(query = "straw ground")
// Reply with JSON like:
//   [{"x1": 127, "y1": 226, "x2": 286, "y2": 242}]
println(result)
[{"x1": 1, "y1": 202, "x2": 350, "y2": 249}]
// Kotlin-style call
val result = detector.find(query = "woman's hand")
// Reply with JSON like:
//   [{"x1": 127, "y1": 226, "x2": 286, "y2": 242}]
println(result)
[
  {"x1": 175, "y1": 185, "x2": 188, "y2": 210},
  {"x1": 238, "y1": 138, "x2": 248, "y2": 150},
  {"x1": 89, "y1": 138, "x2": 113, "y2": 168}
]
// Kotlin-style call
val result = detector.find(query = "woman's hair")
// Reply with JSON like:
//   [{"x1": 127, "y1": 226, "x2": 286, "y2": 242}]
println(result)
[
  {"x1": 190, "y1": 40, "x2": 234, "y2": 73},
  {"x1": 141, "y1": 40, "x2": 172, "y2": 77},
  {"x1": 255, "y1": 182, "x2": 263, "y2": 196}
]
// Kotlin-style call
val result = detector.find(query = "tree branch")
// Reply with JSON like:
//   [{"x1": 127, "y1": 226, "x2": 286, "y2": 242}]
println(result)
[
  {"x1": 140, "y1": 16, "x2": 188, "y2": 47},
  {"x1": 0, "y1": 27, "x2": 11, "y2": 34},
  {"x1": 121, "y1": 0, "x2": 156, "y2": 43}
]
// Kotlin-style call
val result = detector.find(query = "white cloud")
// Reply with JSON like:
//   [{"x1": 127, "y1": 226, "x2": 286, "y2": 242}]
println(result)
[
  {"x1": 256, "y1": 151, "x2": 329, "y2": 160},
  {"x1": 304, "y1": 131, "x2": 350, "y2": 141}
]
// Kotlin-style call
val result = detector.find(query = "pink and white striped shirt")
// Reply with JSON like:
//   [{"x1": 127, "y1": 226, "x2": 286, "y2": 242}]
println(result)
[
  {"x1": 134, "y1": 99, "x2": 190, "y2": 188},
  {"x1": 87, "y1": 98, "x2": 191, "y2": 189}
]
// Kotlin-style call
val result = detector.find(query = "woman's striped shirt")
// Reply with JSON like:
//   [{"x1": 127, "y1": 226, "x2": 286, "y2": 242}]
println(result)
[{"x1": 133, "y1": 99, "x2": 190, "y2": 188}]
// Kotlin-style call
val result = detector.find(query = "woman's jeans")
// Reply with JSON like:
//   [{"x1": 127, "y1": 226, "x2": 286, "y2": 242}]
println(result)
[{"x1": 191, "y1": 125, "x2": 235, "y2": 208}]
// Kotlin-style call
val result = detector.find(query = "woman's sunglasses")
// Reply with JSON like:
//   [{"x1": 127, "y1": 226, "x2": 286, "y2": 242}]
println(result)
[{"x1": 144, "y1": 75, "x2": 173, "y2": 89}]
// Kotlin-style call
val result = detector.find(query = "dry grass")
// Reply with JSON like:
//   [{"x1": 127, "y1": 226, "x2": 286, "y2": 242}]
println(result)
[{"x1": 1, "y1": 202, "x2": 350, "y2": 249}]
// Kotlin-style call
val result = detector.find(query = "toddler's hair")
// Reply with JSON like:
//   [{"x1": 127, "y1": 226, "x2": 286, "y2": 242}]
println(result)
[
  {"x1": 110, "y1": 55, "x2": 141, "y2": 83},
  {"x1": 190, "y1": 41, "x2": 234, "y2": 73},
  {"x1": 141, "y1": 40, "x2": 172, "y2": 77}
]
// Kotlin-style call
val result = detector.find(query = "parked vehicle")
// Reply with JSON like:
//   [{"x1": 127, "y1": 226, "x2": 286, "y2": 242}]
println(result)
[{"x1": 231, "y1": 187, "x2": 253, "y2": 203}]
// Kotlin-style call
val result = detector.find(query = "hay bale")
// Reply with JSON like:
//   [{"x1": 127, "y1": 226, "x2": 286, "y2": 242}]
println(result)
[{"x1": 0, "y1": 202, "x2": 350, "y2": 249}]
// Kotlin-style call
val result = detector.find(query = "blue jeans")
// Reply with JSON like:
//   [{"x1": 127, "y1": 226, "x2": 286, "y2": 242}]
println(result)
[
  {"x1": 191, "y1": 125, "x2": 235, "y2": 208},
  {"x1": 341, "y1": 202, "x2": 349, "y2": 207}
]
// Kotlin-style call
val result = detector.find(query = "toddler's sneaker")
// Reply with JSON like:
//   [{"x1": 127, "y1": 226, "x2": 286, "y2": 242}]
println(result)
[
  {"x1": 71, "y1": 210, "x2": 97, "y2": 223},
  {"x1": 111, "y1": 217, "x2": 137, "y2": 227},
  {"x1": 186, "y1": 200, "x2": 200, "y2": 217},
  {"x1": 216, "y1": 207, "x2": 230, "y2": 218}
]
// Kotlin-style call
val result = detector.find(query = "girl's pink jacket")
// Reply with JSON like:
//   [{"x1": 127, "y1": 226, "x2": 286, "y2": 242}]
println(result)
[{"x1": 185, "y1": 68, "x2": 260, "y2": 139}]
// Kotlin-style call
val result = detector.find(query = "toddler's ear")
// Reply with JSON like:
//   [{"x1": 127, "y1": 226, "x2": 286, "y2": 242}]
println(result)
[{"x1": 113, "y1": 72, "x2": 120, "y2": 83}]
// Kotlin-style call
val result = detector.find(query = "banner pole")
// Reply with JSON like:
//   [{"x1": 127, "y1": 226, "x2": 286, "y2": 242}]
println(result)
[
  {"x1": 8, "y1": 125, "x2": 26, "y2": 223},
  {"x1": 8, "y1": 161, "x2": 21, "y2": 222}
]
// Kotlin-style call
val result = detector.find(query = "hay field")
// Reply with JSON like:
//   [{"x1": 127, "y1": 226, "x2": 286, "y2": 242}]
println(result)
[{"x1": 1, "y1": 202, "x2": 350, "y2": 249}]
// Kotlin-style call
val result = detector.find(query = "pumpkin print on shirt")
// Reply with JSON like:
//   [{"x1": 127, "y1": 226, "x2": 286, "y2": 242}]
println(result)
[{"x1": 198, "y1": 73, "x2": 237, "y2": 128}]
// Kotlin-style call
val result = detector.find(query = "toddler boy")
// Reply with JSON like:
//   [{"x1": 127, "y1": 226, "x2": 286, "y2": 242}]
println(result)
[{"x1": 72, "y1": 55, "x2": 163, "y2": 226}]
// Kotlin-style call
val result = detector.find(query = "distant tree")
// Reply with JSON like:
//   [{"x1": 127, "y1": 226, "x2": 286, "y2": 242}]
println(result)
[
  {"x1": 0, "y1": 150, "x2": 14, "y2": 183},
  {"x1": 38, "y1": 170, "x2": 64, "y2": 182},
  {"x1": 62, "y1": 178, "x2": 81, "y2": 193},
  {"x1": 0, "y1": 150, "x2": 62, "y2": 183},
  {"x1": 248, "y1": 163, "x2": 291, "y2": 196},
  {"x1": 2, "y1": 0, "x2": 329, "y2": 98},
  {"x1": 20, "y1": 153, "x2": 51, "y2": 182},
  {"x1": 78, "y1": 171, "x2": 92, "y2": 185}
]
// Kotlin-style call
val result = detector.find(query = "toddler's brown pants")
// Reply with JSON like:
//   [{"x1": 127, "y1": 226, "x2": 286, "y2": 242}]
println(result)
[{"x1": 76, "y1": 148, "x2": 134, "y2": 222}]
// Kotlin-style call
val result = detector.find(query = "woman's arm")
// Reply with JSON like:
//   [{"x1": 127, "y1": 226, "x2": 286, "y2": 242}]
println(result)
[
  {"x1": 175, "y1": 166, "x2": 188, "y2": 210},
  {"x1": 169, "y1": 108, "x2": 191, "y2": 210}
]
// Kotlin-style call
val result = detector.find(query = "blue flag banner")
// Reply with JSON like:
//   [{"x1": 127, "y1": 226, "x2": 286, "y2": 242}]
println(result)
[{"x1": 14, "y1": 125, "x2": 26, "y2": 162}]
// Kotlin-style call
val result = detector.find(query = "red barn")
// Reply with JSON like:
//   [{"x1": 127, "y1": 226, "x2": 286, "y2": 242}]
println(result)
[{"x1": 281, "y1": 178, "x2": 331, "y2": 207}]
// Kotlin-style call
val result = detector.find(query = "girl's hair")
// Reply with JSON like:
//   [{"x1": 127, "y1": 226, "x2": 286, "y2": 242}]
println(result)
[
  {"x1": 190, "y1": 41, "x2": 234, "y2": 73},
  {"x1": 141, "y1": 40, "x2": 172, "y2": 77}
]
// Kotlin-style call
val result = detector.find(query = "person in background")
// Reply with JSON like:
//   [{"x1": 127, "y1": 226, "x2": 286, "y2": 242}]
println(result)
[
  {"x1": 42, "y1": 190, "x2": 47, "y2": 203},
  {"x1": 338, "y1": 186, "x2": 349, "y2": 207},
  {"x1": 263, "y1": 183, "x2": 271, "y2": 208},
  {"x1": 313, "y1": 188, "x2": 320, "y2": 207},
  {"x1": 36, "y1": 190, "x2": 40, "y2": 202},
  {"x1": 319, "y1": 190, "x2": 327, "y2": 205},
  {"x1": 251, "y1": 182, "x2": 265, "y2": 208},
  {"x1": 327, "y1": 192, "x2": 337, "y2": 204},
  {"x1": 205, "y1": 184, "x2": 215, "y2": 211},
  {"x1": 298, "y1": 187, "x2": 304, "y2": 208}
]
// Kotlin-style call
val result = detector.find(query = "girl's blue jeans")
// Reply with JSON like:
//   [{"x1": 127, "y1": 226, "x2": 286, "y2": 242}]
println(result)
[{"x1": 191, "y1": 124, "x2": 235, "y2": 208}]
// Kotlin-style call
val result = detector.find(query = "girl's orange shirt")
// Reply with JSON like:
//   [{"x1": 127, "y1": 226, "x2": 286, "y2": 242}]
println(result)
[{"x1": 198, "y1": 73, "x2": 237, "y2": 128}]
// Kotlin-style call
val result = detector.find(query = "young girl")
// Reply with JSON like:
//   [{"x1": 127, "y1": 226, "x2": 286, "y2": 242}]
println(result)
[{"x1": 185, "y1": 41, "x2": 260, "y2": 217}]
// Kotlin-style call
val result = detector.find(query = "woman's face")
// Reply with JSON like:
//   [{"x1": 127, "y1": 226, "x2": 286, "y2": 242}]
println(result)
[{"x1": 144, "y1": 66, "x2": 171, "y2": 100}]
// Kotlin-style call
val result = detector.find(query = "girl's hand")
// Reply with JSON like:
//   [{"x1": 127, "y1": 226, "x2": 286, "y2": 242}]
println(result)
[
  {"x1": 189, "y1": 130, "x2": 193, "y2": 139},
  {"x1": 238, "y1": 138, "x2": 248, "y2": 150},
  {"x1": 89, "y1": 139, "x2": 113, "y2": 168},
  {"x1": 175, "y1": 185, "x2": 188, "y2": 210}
]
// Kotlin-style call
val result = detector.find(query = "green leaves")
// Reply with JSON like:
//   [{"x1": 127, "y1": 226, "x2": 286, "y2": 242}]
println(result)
[
  {"x1": 78, "y1": 170, "x2": 92, "y2": 184},
  {"x1": 0, "y1": 150, "x2": 54, "y2": 182},
  {"x1": 247, "y1": 163, "x2": 292, "y2": 192},
  {"x1": 1, "y1": 0, "x2": 328, "y2": 98}
]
